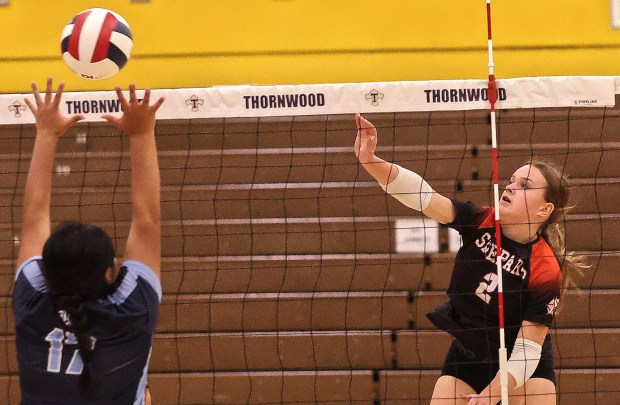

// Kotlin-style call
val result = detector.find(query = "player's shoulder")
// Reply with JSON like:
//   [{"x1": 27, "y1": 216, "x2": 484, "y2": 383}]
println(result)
[
  {"x1": 13, "y1": 257, "x2": 50, "y2": 324},
  {"x1": 14, "y1": 256, "x2": 47, "y2": 293},
  {"x1": 477, "y1": 205, "x2": 495, "y2": 229},
  {"x1": 529, "y1": 237, "x2": 561, "y2": 287},
  {"x1": 450, "y1": 200, "x2": 494, "y2": 229},
  {"x1": 107, "y1": 259, "x2": 162, "y2": 305}
]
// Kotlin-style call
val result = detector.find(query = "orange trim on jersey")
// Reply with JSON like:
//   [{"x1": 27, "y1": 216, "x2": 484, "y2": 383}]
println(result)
[
  {"x1": 529, "y1": 239, "x2": 562, "y2": 291},
  {"x1": 478, "y1": 206, "x2": 495, "y2": 229}
]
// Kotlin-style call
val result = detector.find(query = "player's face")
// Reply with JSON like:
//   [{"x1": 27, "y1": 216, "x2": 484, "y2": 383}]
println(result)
[{"x1": 500, "y1": 165, "x2": 552, "y2": 227}]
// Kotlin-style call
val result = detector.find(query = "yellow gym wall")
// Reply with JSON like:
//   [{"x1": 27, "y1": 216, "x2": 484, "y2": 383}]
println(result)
[{"x1": 1, "y1": 0, "x2": 619, "y2": 92}]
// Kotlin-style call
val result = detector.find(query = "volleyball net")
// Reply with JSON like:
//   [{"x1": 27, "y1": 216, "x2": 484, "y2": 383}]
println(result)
[{"x1": 1, "y1": 76, "x2": 619, "y2": 404}]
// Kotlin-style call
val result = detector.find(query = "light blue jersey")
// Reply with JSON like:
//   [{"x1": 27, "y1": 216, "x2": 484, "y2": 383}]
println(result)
[{"x1": 13, "y1": 257, "x2": 161, "y2": 405}]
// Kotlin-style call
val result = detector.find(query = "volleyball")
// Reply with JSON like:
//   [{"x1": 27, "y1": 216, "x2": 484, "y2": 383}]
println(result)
[{"x1": 60, "y1": 8, "x2": 133, "y2": 80}]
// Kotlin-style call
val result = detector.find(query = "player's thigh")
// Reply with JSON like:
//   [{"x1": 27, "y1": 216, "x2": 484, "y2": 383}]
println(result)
[
  {"x1": 509, "y1": 377, "x2": 556, "y2": 405},
  {"x1": 431, "y1": 375, "x2": 476, "y2": 405}
]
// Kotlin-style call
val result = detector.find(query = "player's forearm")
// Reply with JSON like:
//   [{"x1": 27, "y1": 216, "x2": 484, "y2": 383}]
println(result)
[
  {"x1": 361, "y1": 155, "x2": 399, "y2": 186},
  {"x1": 22, "y1": 133, "x2": 59, "y2": 228},
  {"x1": 129, "y1": 132, "x2": 161, "y2": 224}
]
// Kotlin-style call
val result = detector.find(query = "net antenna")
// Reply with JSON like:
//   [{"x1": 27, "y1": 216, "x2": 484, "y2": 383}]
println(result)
[{"x1": 486, "y1": 1, "x2": 510, "y2": 403}]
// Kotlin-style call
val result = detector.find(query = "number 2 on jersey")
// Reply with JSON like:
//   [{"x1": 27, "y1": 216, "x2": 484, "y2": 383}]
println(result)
[
  {"x1": 475, "y1": 272, "x2": 499, "y2": 304},
  {"x1": 45, "y1": 327, "x2": 96, "y2": 375}
]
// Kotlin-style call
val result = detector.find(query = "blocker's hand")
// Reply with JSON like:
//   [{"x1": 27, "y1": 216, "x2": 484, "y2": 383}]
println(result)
[
  {"x1": 102, "y1": 84, "x2": 164, "y2": 136},
  {"x1": 354, "y1": 113, "x2": 378, "y2": 164},
  {"x1": 24, "y1": 77, "x2": 84, "y2": 137}
]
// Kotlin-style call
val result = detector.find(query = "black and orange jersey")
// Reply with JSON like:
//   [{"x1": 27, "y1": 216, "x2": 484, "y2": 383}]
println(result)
[{"x1": 438, "y1": 200, "x2": 562, "y2": 354}]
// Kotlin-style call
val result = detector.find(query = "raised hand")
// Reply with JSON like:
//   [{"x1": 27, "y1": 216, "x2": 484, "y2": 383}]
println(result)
[
  {"x1": 102, "y1": 84, "x2": 165, "y2": 136},
  {"x1": 106, "y1": 84, "x2": 164, "y2": 278},
  {"x1": 24, "y1": 78, "x2": 84, "y2": 137},
  {"x1": 354, "y1": 113, "x2": 378, "y2": 163},
  {"x1": 18, "y1": 78, "x2": 84, "y2": 265}
]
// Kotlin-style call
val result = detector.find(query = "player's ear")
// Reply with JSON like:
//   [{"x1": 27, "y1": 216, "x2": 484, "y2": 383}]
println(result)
[
  {"x1": 104, "y1": 258, "x2": 119, "y2": 285},
  {"x1": 539, "y1": 202, "x2": 554, "y2": 218}
]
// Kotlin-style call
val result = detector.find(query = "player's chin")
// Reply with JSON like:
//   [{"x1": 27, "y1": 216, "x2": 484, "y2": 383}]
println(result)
[
  {"x1": 498, "y1": 204, "x2": 522, "y2": 221},
  {"x1": 498, "y1": 201, "x2": 510, "y2": 215}
]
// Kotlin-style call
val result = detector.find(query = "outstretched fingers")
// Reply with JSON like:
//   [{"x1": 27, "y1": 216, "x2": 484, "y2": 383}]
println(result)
[
  {"x1": 142, "y1": 88, "x2": 165, "y2": 112},
  {"x1": 52, "y1": 82, "x2": 65, "y2": 107},
  {"x1": 150, "y1": 95, "x2": 165, "y2": 112},
  {"x1": 44, "y1": 77, "x2": 53, "y2": 104},
  {"x1": 102, "y1": 84, "x2": 165, "y2": 133},
  {"x1": 128, "y1": 84, "x2": 137, "y2": 103},
  {"x1": 26, "y1": 78, "x2": 83, "y2": 135},
  {"x1": 24, "y1": 98, "x2": 36, "y2": 116},
  {"x1": 142, "y1": 88, "x2": 151, "y2": 105},
  {"x1": 102, "y1": 88, "x2": 121, "y2": 125},
  {"x1": 28, "y1": 79, "x2": 65, "y2": 112},
  {"x1": 114, "y1": 86, "x2": 129, "y2": 110},
  {"x1": 101, "y1": 114, "x2": 119, "y2": 126},
  {"x1": 31, "y1": 82, "x2": 42, "y2": 108},
  {"x1": 142, "y1": 88, "x2": 164, "y2": 111},
  {"x1": 69, "y1": 114, "x2": 85, "y2": 126}
]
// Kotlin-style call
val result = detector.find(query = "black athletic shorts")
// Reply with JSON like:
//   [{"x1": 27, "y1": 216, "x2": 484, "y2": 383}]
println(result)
[{"x1": 440, "y1": 334, "x2": 556, "y2": 393}]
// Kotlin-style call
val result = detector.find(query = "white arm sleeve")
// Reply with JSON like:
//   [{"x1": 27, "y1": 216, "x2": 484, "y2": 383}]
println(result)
[
  {"x1": 380, "y1": 164, "x2": 434, "y2": 211},
  {"x1": 505, "y1": 337, "x2": 543, "y2": 389}
]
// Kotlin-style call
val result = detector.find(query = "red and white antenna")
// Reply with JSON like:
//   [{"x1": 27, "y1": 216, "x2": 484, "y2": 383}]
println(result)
[{"x1": 486, "y1": 1, "x2": 510, "y2": 403}]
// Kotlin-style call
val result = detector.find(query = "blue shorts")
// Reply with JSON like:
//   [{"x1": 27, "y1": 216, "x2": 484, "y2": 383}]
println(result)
[{"x1": 440, "y1": 334, "x2": 556, "y2": 394}]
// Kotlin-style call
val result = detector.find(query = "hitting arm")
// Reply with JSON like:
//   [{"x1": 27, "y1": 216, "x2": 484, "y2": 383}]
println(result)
[{"x1": 354, "y1": 113, "x2": 455, "y2": 224}]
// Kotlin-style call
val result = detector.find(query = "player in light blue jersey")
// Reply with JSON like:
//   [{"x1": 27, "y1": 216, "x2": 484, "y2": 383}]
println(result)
[{"x1": 13, "y1": 78, "x2": 164, "y2": 404}]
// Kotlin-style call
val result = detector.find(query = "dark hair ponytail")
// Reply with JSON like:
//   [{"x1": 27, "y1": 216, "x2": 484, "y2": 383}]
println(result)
[
  {"x1": 42, "y1": 222, "x2": 115, "y2": 397},
  {"x1": 54, "y1": 294, "x2": 100, "y2": 396}
]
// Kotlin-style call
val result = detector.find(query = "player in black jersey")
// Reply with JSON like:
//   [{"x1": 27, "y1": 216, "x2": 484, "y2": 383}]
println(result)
[
  {"x1": 13, "y1": 79, "x2": 164, "y2": 404},
  {"x1": 354, "y1": 114, "x2": 583, "y2": 404}
]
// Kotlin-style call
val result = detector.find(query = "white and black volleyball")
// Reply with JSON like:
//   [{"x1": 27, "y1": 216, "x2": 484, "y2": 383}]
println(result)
[{"x1": 61, "y1": 8, "x2": 133, "y2": 80}]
